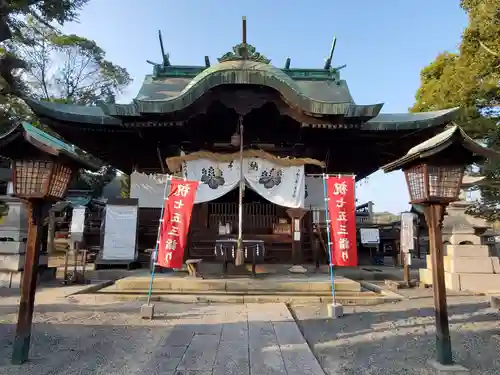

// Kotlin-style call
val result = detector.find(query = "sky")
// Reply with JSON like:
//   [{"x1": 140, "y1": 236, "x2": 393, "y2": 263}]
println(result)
[{"x1": 61, "y1": 0, "x2": 468, "y2": 214}]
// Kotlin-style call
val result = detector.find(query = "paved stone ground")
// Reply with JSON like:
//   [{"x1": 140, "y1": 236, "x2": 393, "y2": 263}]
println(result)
[
  {"x1": 1, "y1": 287, "x2": 499, "y2": 375},
  {"x1": 291, "y1": 296, "x2": 500, "y2": 375},
  {"x1": 0, "y1": 291, "x2": 324, "y2": 375}
]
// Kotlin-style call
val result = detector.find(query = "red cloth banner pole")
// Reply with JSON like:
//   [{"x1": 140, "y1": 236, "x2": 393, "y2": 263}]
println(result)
[
  {"x1": 326, "y1": 176, "x2": 358, "y2": 267},
  {"x1": 157, "y1": 179, "x2": 199, "y2": 269}
]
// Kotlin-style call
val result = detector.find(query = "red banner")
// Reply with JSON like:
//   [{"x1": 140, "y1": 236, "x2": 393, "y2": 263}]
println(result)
[
  {"x1": 157, "y1": 179, "x2": 199, "y2": 269},
  {"x1": 325, "y1": 176, "x2": 358, "y2": 267}
]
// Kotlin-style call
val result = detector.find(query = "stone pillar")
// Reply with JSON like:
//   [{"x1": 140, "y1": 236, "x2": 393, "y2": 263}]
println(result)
[
  {"x1": 0, "y1": 197, "x2": 48, "y2": 288},
  {"x1": 286, "y1": 208, "x2": 307, "y2": 273}
]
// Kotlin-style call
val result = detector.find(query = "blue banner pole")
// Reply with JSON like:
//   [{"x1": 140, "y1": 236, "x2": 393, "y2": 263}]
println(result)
[
  {"x1": 322, "y1": 173, "x2": 336, "y2": 304},
  {"x1": 147, "y1": 175, "x2": 171, "y2": 305}
]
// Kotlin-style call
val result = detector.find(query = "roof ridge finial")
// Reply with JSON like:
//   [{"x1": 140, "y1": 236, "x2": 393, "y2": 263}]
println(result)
[
  {"x1": 242, "y1": 16, "x2": 247, "y2": 46},
  {"x1": 217, "y1": 16, "x2": 271, "y2": 64},
  {"x1": 158, "y1": 30, "x2": 170, "y2": 67},
  {"x1": 324, "y1": 36, "x2": 336, "y2": 70}
]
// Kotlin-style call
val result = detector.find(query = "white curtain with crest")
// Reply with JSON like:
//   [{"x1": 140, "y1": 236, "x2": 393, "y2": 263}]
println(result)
[
  {"x1": 182, "y1": 159, "x2": 241, "y2": 203},
  {"x1": 244, "y1": 158, "x2": 305, "y2": 208},
  {"x1": 131, "y1": 158, "x2": 306, "y2": 208}
]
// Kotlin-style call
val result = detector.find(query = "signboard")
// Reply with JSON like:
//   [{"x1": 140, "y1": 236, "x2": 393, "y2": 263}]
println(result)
[
  {"x1": 325, "y1": 175, "x2": 358, "y2": 266},
  {"x1": 359, "y1": 228, "x2": 380, "y2": 245},
  {"x1": 158, "y1": 179, "x2": 199, "y2": 269},
  {"x1": 70, "y1": 206, "x2": 86, "y2": 243},
  {"x1": 400, "y1": 212, "x2": 415, "y2": 253},
  {"x1": 102, "y1": 204, "x2": 138, "y2": 261}
]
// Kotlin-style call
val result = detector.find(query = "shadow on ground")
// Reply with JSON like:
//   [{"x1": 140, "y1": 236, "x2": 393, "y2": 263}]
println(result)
[
  {"x1": 0, "y1": 297, "x2": 498, "y2": 374},
  {"x1": 291, "y1": 298, "x2": 500, "y2": 374}
]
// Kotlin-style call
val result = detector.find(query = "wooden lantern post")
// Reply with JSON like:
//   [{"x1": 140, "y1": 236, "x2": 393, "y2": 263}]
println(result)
[
  {"x1": 381, "y1": 125, "x2": 500, "y2": 369},
  {"x1": 0, "y1": 123, "x2": 100, "y2": 365}
]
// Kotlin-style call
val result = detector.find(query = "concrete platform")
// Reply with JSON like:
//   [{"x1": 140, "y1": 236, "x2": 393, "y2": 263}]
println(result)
[{"x1": 113, "y1": 273, "x2": 362, "y2": 294}]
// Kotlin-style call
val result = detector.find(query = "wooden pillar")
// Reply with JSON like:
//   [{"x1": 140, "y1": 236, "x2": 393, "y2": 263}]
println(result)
[
  {"x1": 12, "y1": 201, "x2": 46, "y2": 365},
  {"x1": 424, "y1": 204, "x2": 453, "y2": 365},
  {"x1": 286, "y1": 208, "x2": 307, "y2": 265}
]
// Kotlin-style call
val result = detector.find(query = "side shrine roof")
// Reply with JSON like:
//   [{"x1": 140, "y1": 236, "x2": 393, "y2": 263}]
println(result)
[
  {"x1": 0, "y1": 122, "x2": 101, "y2": 171},
  {"x1": 381, "y1": 124, "x2": 500, "y2": 173}
]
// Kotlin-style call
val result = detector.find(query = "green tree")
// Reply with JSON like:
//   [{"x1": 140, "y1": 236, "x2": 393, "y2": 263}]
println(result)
[
  {"x1": 0, "y1": 0, "x2": 89, "y2": 43},
  {"x1": 0, "y1": 0, "x2": 90, "y2": 106},
  {"x1": 7, "y1": 18, "x2": 132, "y2": 104},
  {"x1": 411, "y1": 0, "x2": 500, "y2": 221}
]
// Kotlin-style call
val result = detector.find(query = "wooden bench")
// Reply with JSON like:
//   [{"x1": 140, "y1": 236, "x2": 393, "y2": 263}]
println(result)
[{"x1": 185, "y1": 259, "x2": 203, "y2": 278}]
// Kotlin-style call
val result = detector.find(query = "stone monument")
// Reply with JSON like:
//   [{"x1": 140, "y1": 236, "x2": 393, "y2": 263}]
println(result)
[{"x1": 419, "y1": 175, "x2": 500, "y2": 293}]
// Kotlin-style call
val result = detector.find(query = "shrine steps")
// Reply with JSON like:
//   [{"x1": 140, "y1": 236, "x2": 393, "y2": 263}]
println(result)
[
  {"x1": 90, "y1": 292, "x2": 395, "y2": 306},
  {"x1": 91, "y1": 274, "x2": 402, "y2": 305}
]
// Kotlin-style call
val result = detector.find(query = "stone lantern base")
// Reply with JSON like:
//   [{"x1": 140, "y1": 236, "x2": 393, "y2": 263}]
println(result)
[{"x1": 419, "y1": 200, "x2": 500, "y2": 294}]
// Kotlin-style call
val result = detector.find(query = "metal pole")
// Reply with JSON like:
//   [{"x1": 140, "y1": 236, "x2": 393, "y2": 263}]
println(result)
[
  {"x1": 322, "y1": 174, "x2": 336, "y2": 304},
  {"x1": 235, "y1": 117, "x2": 245, "y2": 266},
  {"x1": 424, "y1": 203, "x2": 453, "y2": 365},
  {"x1": 146, "y1": 176, "x2": 171, "y2": 305},
  {"x1": 12, "y1": 201, "x2": 44, "y2": 365}
]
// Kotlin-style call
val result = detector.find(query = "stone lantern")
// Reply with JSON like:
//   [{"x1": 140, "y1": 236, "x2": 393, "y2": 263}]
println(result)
[
  {"x1": 381, "y1": 125, "x2": 500, "y2": 371},
  {"x1": 0, "y1": 123, "x2": 100, "y2": 365}
]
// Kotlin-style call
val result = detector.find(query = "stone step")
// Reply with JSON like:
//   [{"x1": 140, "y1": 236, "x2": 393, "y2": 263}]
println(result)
[
  {"x1": 99, "y1": 286, "x2": 373, "y2": 297},
  {"x1": 113, "y1": 274, "x2": 362, "y2": 293},
  {"x1": 90, "y1": 291, "x2": 391, "y2": 305}
]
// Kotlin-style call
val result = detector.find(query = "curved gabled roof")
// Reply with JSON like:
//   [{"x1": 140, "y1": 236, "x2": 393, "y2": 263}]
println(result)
[{"x1": 106, "y1": 60, "x2": 382, "y2": 118}]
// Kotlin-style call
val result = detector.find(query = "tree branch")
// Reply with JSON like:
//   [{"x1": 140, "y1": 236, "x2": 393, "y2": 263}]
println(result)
[{"x1": 479, "y1": 40, "x2": 499, "y2": 57}]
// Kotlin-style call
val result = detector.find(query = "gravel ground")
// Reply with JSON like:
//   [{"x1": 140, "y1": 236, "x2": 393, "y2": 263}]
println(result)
[{"x1": 291, "y1": 296, "x2": 500, "y2": 375}]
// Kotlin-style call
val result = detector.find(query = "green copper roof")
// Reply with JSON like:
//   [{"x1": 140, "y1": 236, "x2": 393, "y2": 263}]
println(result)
[
  {"x1": 381, "y1": 124, "x2": 500, "y2": 173},
  {"x1": 108, "y1": 60, "x2": 379, "y2": 117},
  {"x1": 363, "y1": 108, "x2": 459, "y2": 131},
  {"x1": 20, "y1": 46, "x2": 458, "y2": 131},
  {"x1": 22, "y1": 122, "x2": 76, "y2": 154},
  {"x1": 23, "y1": 98, "x2": 121, "y2": 125},
  {"x1": 0, "y1": 122, "x2": 101, "y2": 171}
]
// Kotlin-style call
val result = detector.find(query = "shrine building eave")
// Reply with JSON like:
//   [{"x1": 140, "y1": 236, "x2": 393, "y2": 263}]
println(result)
[
  {"x1": 23, "y1": 97, "x2": 121, "y2": 127},
  {"x1": 361, "y1": 107, "x2": 459, "y2": 131},
  {"x1": 23, "y1": 95, "x2": 459, "y2": 134}
]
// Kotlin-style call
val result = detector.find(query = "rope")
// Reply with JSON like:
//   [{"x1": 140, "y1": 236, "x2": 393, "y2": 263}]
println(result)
[{"x1": 166, "y1": 149, "x2": 325, "y2": 172}]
